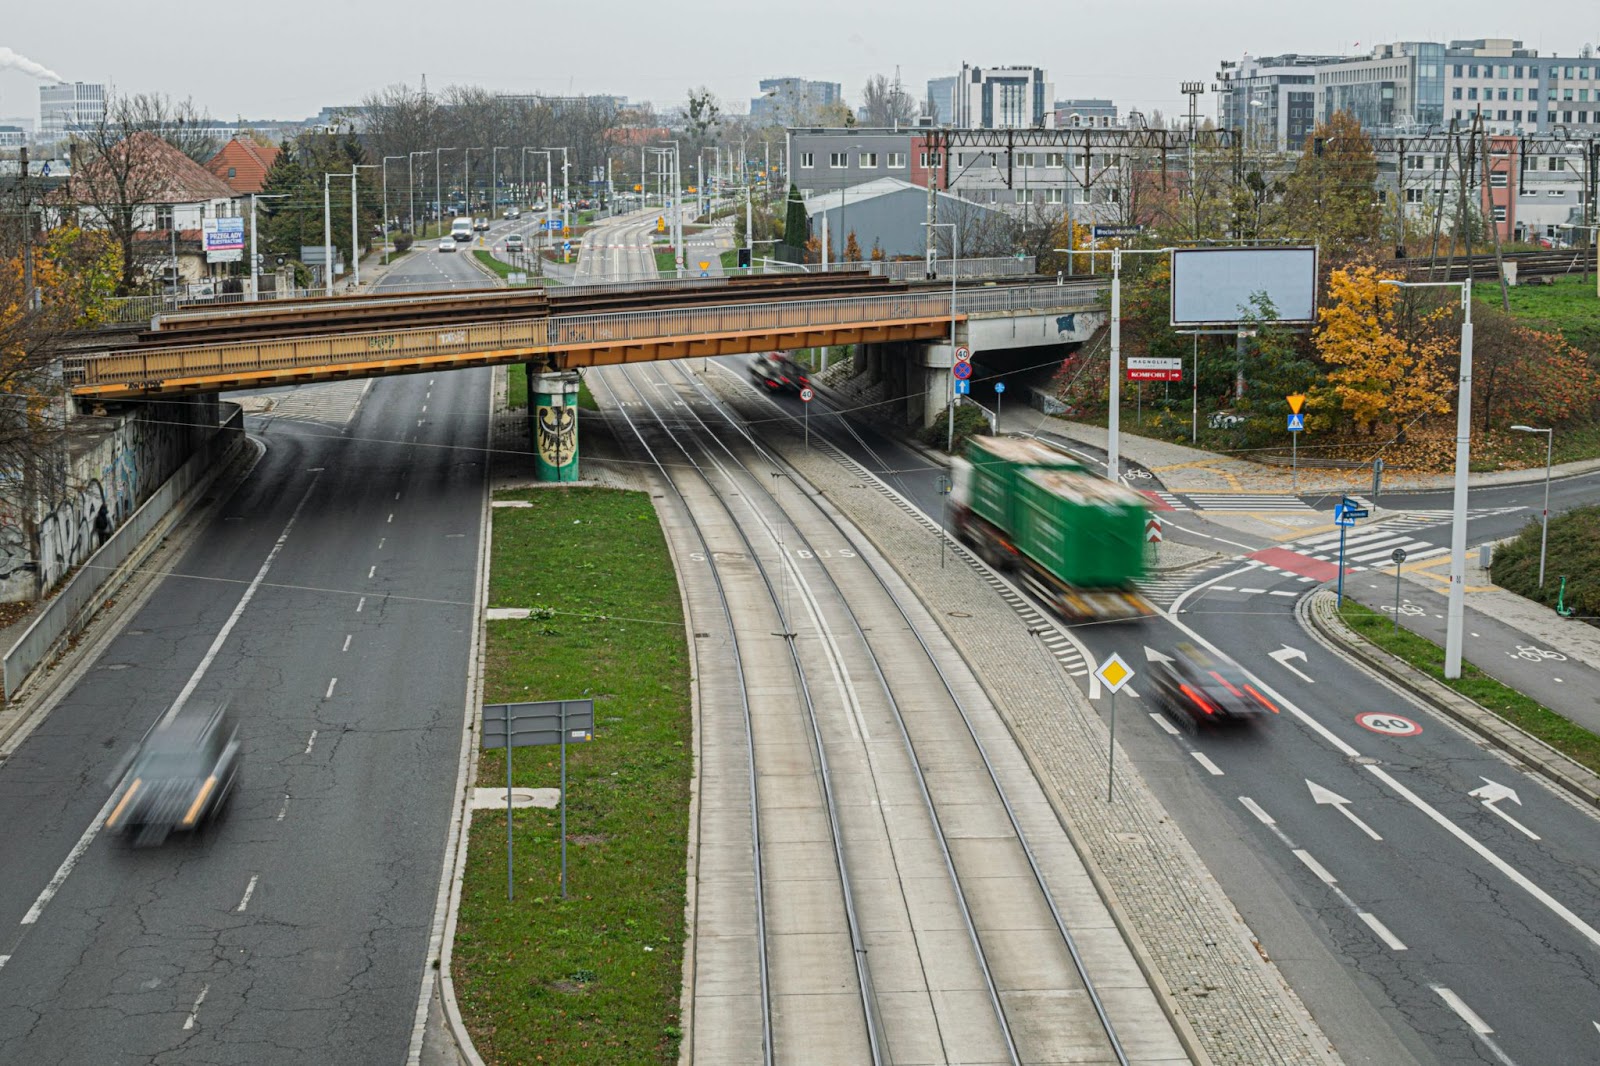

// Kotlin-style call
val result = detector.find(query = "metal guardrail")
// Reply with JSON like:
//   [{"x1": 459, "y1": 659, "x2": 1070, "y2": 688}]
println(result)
[
  {"x1": 69, "y1": 292, "x2": 960, "y2": 389},
  {"x1": 871, "y1": 256, "x2": 1038, "y2": 281},
  {"x1": 3, "y1": 407, "x2": 246, "y2": 698},
  {"x1": 954, "y1": 281, "x2": 1104, "y2": 314}
]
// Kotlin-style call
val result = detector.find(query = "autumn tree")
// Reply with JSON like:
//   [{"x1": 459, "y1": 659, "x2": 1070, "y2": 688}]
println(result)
[
  {"x1": 1282, "y1": 112, "x2": 1380, "y2": 259},
  {"x1": 843, "y1": 230, "x2": 862, "y2": 263},
  {"x1": 1472, "y1": 302, "x2": 1600, "y2": 429},
  {"x1": 1315, "y1": 265, "x2": 1454, "y2": 435}
]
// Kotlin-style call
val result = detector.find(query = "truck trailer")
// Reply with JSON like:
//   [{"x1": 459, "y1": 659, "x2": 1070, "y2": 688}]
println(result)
[{"x1": 952, "y1": 436, "x2": 1154, "y2": 622}]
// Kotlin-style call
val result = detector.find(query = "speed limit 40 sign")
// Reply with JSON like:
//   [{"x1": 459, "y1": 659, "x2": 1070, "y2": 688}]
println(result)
[
  {"x1": 1355, "y1": 712, "x2": 1422, "y2": 736},
  {"x1": 799, "y1": 387, "x2": 814, "y2": 402}
]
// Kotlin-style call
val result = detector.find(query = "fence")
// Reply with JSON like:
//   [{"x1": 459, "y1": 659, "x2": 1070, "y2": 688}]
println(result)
[
  {"x1": 870, "y1": 256, "x2": 1038, "y2": 282},
  {"x1": 3, "y1": 406, "x2": 246, "y2": 699}
]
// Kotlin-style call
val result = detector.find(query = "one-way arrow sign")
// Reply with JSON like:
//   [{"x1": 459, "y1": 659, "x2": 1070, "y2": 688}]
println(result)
[
  {"x1": 1269, "y1": 645, "x2": 1315, "y2": 683},
  {"x1": 1307, "y1": 779, "x2": 1383, "y2": 840},
  {"x1": 1469, "y1": 777, "x2": 1540, "y2": 840}
]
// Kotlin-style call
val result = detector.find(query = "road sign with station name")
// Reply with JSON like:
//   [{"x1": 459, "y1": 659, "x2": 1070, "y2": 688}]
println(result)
[
  {"x1": 1092, "y1": 224, "x2": 1144, "y2": 239},
  {"x1": 1127, "y1": 357, "x2": 1183, "y2": 382}
]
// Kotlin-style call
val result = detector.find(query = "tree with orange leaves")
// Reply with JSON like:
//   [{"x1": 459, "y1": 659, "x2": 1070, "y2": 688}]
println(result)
[{"x1": 1314, "y1": 265, "x2": 1454, "y2": 435}]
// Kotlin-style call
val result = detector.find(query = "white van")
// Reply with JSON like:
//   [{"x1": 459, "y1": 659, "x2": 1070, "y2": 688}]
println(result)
[{"x1": 450, "y1": 217, "x2": 473, "y2": 242}]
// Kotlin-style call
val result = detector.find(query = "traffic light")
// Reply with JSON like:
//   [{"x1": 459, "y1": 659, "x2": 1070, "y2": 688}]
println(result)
[{"x1": 737, "y1": 248, "x2": 752, "y2": 269}]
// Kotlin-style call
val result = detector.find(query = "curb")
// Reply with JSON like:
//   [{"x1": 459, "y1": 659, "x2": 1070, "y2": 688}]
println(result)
[{"x1": 1303, "y1": 588, "x2": 1600, "y2": 810}]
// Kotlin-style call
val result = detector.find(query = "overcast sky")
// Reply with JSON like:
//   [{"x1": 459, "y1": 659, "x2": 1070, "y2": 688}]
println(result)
[{"x1": 3, "y1": 1, "x2": 1598, "y2": 127}]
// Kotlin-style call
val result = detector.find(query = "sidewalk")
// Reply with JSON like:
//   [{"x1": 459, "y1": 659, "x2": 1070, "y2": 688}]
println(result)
[{"x1": 998, "y1": 408, "x2": 1600, "y2": 496}]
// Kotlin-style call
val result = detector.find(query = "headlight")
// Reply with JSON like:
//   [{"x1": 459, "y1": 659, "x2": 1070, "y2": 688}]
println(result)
[
  {"x1": 181, "y1": 775, "x2": 218, "y2": 827},
  {"x1": 106, "y1": 778, "x2": 142, "y2": 828}
]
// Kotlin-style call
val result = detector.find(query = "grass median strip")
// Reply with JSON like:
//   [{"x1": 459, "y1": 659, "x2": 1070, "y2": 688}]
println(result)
[
  {"x1": 455, "y1": 486, "x2": 691, "y2": 1064},
  {"x1": 1339, "y1": 599, "x2": 1600, "y2": 775}
]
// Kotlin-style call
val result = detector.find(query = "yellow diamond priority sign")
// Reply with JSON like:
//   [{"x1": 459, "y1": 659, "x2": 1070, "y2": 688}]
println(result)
[{"x1": 1095, "y1": 652, "x2": 1134, "y2": 694}]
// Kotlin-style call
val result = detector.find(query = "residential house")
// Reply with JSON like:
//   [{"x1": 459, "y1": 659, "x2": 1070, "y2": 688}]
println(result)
[{"x1": 206, "y1": 137, "x2": 281, "y2": 195}]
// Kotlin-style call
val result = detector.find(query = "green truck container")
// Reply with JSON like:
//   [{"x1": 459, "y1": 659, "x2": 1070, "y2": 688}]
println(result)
[
  {"x1": 962, "y1": 436, "x2": 1084, "y2": 537},
  {"x1": 1013, "y1": 468, "x2": 1148, "y2": 589}
]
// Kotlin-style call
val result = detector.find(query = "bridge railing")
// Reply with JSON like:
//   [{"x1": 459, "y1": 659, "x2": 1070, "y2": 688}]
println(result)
[
  {"x1": 67, "y1": 291, "x2": 961, "y2": 389},
  {"x1": 954, "y1": 281, "x2": 1103, "y2": 314},
  {"x1": 870, "y1": 256, "x2": 1038, "y2": 281}
]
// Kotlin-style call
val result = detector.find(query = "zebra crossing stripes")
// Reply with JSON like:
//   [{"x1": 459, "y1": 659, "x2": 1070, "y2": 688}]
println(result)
[
  {"x1": 1290, "y1": 526, "x2": 1450, "y2": 571},
  {"x1": 1140, "y1": 489, "x2": 1187, "y2": 511},
  {"x1": 1182, "y1": 492, "x2": 1317, "y2": 512}
]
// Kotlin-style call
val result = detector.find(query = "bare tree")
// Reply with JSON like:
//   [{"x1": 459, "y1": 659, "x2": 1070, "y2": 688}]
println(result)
[{"x1": 859, "y1": 74, "x2": 918, "y2": 127}]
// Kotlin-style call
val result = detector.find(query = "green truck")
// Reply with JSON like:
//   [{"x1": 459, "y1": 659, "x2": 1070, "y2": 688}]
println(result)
[{"x1": 952, "y1": 436, "x2": 1154, "y2": 621}]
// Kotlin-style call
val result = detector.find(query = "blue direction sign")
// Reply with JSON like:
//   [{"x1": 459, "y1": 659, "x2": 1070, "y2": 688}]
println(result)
[
  {"x1": 952, "y1": 361, "x2": 973, "y2": 380},
  {"x1": 545, "y1": 219, "x2": 562, "y2": 230},
  {"x1": 994, "y1": 382, "x2": 1006, "y2": 394},
  {"x1": 954, "y1": 379, "x2": 971, "y2": 395},
  {"x1": 1287, "y1": 412, "x2": 1305, "y2": 432}
]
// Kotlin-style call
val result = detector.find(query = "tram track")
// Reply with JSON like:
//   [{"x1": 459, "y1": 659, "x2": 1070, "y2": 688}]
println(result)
[{"x1": 592, "y1": 359, "x2": 1132, "y2": 1064}]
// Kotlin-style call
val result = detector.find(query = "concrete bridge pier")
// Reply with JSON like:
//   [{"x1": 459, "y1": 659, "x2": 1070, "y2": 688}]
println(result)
[
  {"x1": 527, "y1": 370, "x2": 581, "y2": 482},
  {"x1": 909, "y1": 328, "x2": 968, "y2": 429}
]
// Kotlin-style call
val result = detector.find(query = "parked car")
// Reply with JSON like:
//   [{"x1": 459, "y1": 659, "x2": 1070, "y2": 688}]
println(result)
[
  {"x1": 1149, "y1": 643, "x2": 1279, "y2": 732},
  {"x1": 505, "y1": 233, "x2": 525, "y2": 253},
  {"x1": 106, "y1": 702, "x2": 242, "y2": 847},
  {"x1": 748, "y1": 352, "x2": 810, "y2": 394},
  {"x1": 438, "y1": 238, "x2": 456, "y2": 253}
]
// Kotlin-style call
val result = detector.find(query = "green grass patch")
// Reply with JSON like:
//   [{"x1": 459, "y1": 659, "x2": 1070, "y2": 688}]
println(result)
[
  {"x1": 1490, "y1": 504, "x2": 1600, "y2": 620},
  {"x1": 653, "y1": 249, "x2": 677, "y2": 277},
  {"x1": 454, "y1": 486, "x2": 692, "y2": 1064},
  {"x1": 1478, "y1": 272, "x2": 1600, "y2": 354},
  {"x1": 506, "y1": 364, "x2": 597, "y2": 411},
  {"x1": 719, "y1": 250, "x2": 739, "y2": 272},
  {"x1": 1339, "y1": 598, "x2": 1600, "y2": 775}
]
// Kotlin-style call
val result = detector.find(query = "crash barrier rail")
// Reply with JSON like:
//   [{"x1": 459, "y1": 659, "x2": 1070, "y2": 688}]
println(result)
[
  {"x1": 871, "y1": 256, "x2": 1038, "y2": 281},
  {"x1": 3, "y1": 406, "x2": 246, "y2": 699},
  {"x1": 67, "y1": 293, "x2": 963, "y2": 389},
  {"x1": 954, "y1": 281, "x2": 1103, "y2": 314}
]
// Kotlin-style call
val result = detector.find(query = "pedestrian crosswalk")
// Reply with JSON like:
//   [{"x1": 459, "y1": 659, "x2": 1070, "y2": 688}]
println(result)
[
  {"x1": 1288, "y1": 525, "x2": 1451, "y2": 571},
  {"x1": 1182, "y1": 492, "x2": 1317, "y2": 512}
]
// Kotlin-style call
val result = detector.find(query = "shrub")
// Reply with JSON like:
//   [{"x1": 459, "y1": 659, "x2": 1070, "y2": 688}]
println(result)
[{"x1": 393, "y1": 233, "x2": 414, "y2": 253}]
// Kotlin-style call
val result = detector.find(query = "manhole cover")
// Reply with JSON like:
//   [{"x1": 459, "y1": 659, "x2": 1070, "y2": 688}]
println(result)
[{"x1": 471, "y1": 787, "x2": 559, "y2": 810}]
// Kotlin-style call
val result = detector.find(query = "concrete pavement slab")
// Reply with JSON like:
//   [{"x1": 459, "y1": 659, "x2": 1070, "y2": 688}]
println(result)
[{"x1": 766, "y1": 931, "x2": 861, "y2": 995}]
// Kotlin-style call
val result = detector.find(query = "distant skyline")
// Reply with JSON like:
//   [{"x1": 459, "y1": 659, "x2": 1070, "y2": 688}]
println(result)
[{"x1": 3, "y1": 2, "x2": 1598, "y2": 129}]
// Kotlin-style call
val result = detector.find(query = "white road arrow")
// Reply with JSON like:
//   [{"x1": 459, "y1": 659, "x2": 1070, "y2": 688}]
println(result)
[
  {"x1": 1469, "y1": 777, "x2": 1540, "y2": 840},
  {"x1": 1144, "y1": 646, "x2": 1174, "y2": 664},
  {"x1": 1270, "y1": 646, "x2": 1315, "y2": 684},
  {"x1": 1307, "y1": 779, "x2": 1383, "y2": 840}
]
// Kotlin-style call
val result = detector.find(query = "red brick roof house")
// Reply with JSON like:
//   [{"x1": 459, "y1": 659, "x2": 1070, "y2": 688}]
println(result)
[{"x1": 206, "y1": 137, "x2": 280, "y2": 195}]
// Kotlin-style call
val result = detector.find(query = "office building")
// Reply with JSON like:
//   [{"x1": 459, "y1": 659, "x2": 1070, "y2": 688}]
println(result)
[
  {"x1": 926, "y1": 77, "x2": 957, "y2": 125},
  {"x1": 951, "y1": 64, "x2": 1053, "y2": 128},
  {"x1": 1054, "y1": 99, "x2": 1120, "y2": 129},
  {"x1": 38, "y1": 81, "x2": 106, "y2": 142},
  {"x1": 750, "y1": 78, "x2": 842, "y2": 124}
]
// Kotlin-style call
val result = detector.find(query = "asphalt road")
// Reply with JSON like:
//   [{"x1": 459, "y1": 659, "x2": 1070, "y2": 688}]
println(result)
[
  {"x1": 0, "y1": 271, "x2": 489, "y2": 1063},
  {"x1": 748, "y1": 373, "x2": 1600, "y2": 1066}
]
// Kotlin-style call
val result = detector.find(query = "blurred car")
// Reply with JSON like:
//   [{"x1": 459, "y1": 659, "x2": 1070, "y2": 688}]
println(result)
[
  {"x1": 106, "y1": 702, "x2": 242, "y2": 847},
  {"x1": 504, "y1": 207, "x2": 521, "y2": 220},
  {"x1": 1148, "y1": 643, "x2": 1279, "y2": 731},
  {"x1": 438, "y1": 238, "x2": 456, "y2": 253},
  {"x1": 749, "y1": 352, "x2": 810, "y2": 394},
  {"x1": 505, "y1": 233, "x2": 525, "y2": 253},
  {"x1": 473, "y1": 217, "x2": 490, "y2": 232}
]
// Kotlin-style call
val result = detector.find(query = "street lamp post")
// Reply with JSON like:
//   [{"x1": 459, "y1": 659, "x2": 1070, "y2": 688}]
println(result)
[
  {"x1": 542, "y1": 146, "x2": 570, "y2": 233},
  {"x1": 464, "y1": 147, "x2": 487, "y2": 221},
  {"x1": 381, "y1": 156, "x2": 404, "y2": 264},
  {"x1": 408, "y1": 150, "x2": 432, "y2": 238},
  {"x1": 1104, "y1": 247, "x2": 1171, "y2": 482},
  {"x1": 1511, "y1": 424, "x2": 1554, "y2": 587},
  {"x1": 352, "y1": 164, "x2": 380, "y2": 286},
  {"x1": 1382, "y1": 277, "x2": 1474, "y2": 679},
  {"x1": 924, "y1": 222, "x2": 959, "y2": 452},
  {"x1": 435, "y1": 147, "x2": 460, "y2": 238},
  {"x1": 323, "y1": 170, "x2": 354, "y2": 296},
  {"x1": 491, "y1": 146, "x2": 508, "y2": 215}
]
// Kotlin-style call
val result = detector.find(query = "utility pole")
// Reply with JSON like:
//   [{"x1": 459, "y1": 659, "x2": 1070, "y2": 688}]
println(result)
[{"x1": 1181, "y1": 82, "x2": 1204, "y2": 243}]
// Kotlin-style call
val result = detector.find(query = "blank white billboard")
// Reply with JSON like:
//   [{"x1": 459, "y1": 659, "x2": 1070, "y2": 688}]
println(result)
[{"x1": 1170, "y1": 247, "x2": 1318, "y2": 325}]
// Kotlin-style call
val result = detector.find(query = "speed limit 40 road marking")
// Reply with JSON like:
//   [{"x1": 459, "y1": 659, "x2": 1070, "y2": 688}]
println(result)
[{"x1": 1356, "y1": 712, "x2": 1422, "y2": 737}]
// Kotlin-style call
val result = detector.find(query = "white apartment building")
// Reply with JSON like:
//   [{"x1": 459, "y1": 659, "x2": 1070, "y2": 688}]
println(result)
[{"x1": 38, "y1": 81, "x2": 106, "y2": 143}]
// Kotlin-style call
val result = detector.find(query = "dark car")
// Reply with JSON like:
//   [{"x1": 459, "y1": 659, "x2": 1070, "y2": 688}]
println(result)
[
  {"x1": 473, "y1": 217, "x2": 490, "y2": 232},
  {"x1": 106, "y1": 702, "x2": 242, "y2": 846},
  {"x1": 749, "y1": 352, "x2": 810, "y2": 394},
  {"x1": 1148, "y1": 643, "x2": 1278, "y2": 731}
]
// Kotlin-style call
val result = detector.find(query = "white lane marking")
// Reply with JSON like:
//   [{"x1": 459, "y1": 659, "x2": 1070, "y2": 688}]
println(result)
[
  {"x1": 325, "y1": 678, "x2": 338, "y2": 700},
  {"x1": 1293, "y1": 849, "x2": 1339, "y2": 884},
  {"x1": 421, "y1": 405, "x2": 427, "y2": 413},
  {"x1": 21, "y1": 790, "x2": 121, "y2": 923},
  {"x1": 182, "y1": 984, "x2": 209, "y2": 1030},
  {"x1": 276, "y1": 795, "x2": 290, "y2": 822},
  {"x1": 1191, "y1": 751, "x2": 1225, "y2": 776},
  {"x1": 304, "y1": 730, "x2": 318, "y2": 756},
  {"x1": 1149, "y1": 713, "x2": 1180, "y2": 736},
  {"x1": 1269, "y1": 645, "x2": 1317, "y2": 684},
  {"x1": 377, "y1": 538, "x2": 385, "y2": 550},
  {"x1": 395, "y1": 492, "x2": 402, "y2": 500},
  {"x1": 1210, "y1": 585, "x2": 1237, "y2": 593},
  {"x1": 1238, "y1": 796, "x2": 1276, "y2": 825},
  {"x1": 0, "y1": 955, "x2": 8, "y2": 969},
  {"x1": 341, "y1": 635, "x2": 352, "y2": 653},
  {"x1": 164, "y1": 478, "x2": 322, "y2": 726},
  {"x1": 1481, "y1": 803, "x2": 1541, "y2": 840},
  {"x1": 1307, "y1": 779, "x2": 1383, "y2": 841},
  {"x1": 1433, "y1": 985, "x2": 1494, "y2": 1034},
  {"x1": 236, "y1": 875, "x2": 259, "y2": 913},
  {"x1": 417, "y1": 419, "x2": 424, "y2": 427},
  {"x1": 1269, "y1": 590, "x2": 1299, "y2": 597},
  {"x1": 1238, "y1": 587, "x2": 1268, "y2": 594},
  {"x1": 356, "y1": 597, "x2": 366, "y2": 613},
  {"x1": 387, "y1": 514, "x2": 394, "y2": 523},
  {"x1": 368, "y1": 565, "x2": 376, "y2": 579},
  {"x1": 1170, "y1": 564, "x2": 1260, "y2": 614},
  {"x1": 1369, "y1": 764, "x2": 1600, "y2": 951},
  {"x1": 1359, "y1": 912, "x2": 1407, "y2": 950}
]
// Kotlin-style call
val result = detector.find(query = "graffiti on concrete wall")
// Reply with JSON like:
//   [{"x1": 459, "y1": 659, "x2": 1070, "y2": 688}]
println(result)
[{"x1": 0, "y1": 409, "x2": 196, "y2": 603}]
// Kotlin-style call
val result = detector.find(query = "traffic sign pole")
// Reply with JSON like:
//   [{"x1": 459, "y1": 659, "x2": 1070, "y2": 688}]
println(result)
[
  {"x1": 1292, "y1": 425, "x2": 1297, "y2": 493},
  {"x1": 1392, "y1": 547, "x2": 1408, "y2": 629},
  {"x1": 1337, "y1": 516, "x2": 1347, "y2": 606}
]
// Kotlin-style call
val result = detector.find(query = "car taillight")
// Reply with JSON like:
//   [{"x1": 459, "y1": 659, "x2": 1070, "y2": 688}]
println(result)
[
  {"x1": 1179, "y1": 683, "x2": 1219, "y2": 715},
  {"x1": 1243, "y1": 684, "x2": 1279, "y2": 713}
]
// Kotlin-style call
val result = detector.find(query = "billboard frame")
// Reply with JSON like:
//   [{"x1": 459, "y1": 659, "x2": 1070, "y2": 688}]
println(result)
[{"x1": 1169, "y1": 245, "x2": 1318, "y2": 328}]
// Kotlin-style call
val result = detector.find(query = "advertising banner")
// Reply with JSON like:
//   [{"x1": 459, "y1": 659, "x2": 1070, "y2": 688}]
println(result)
[{"x1": 204, "y1": 217, "x2": 245, "y2": 263}]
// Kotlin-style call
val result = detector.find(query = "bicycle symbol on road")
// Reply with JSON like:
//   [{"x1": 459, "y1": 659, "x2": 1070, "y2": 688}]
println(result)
[
  {"x1": 1510, "y1": 644, "x2": 1567, "y2": 662},
  {"x1": 1122, "y1": 469, "x2": 1153, "y2": 480}
]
